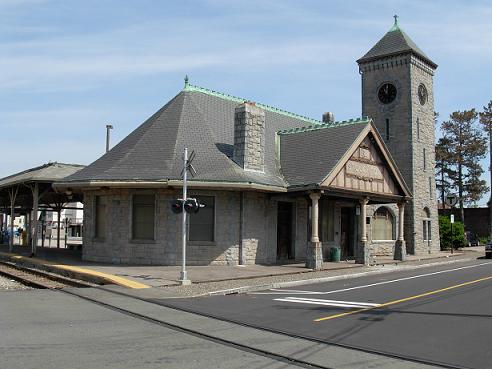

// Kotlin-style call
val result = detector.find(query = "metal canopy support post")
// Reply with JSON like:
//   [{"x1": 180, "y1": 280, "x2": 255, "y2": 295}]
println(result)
[
  {"x1": 8, "y1": 186, "x2": 19, "y2": 252},
  {"x1": 26, "y1": 211, "x2": 31, "y2": 247},
  {"x1": 179, "y1": 147, "x2": 191, "y2": 285},
  {"x1": 31, "y1": 183, "x2": 39, "y2": 256},
  {"x1": 57, "y1": 209, "x2": 61, "y2": 248}
]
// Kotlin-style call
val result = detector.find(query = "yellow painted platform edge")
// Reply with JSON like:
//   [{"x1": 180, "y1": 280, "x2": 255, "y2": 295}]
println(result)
[{"x1": 0, "y1": 252, "x2": 150, "y2": 289}]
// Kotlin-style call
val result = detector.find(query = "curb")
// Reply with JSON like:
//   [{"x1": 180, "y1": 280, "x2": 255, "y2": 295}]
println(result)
[
  {"x1": 203, "y1": 254, "x2": 480, "y2": 297},
  {"x1": 0, "y1": 252, "x2": 150, "y2": 289}
]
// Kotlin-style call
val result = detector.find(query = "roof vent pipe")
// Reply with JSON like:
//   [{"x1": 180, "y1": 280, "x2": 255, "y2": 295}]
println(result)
[{"x1": 322, "y1": 112, "x2": 335, "y2": 124}]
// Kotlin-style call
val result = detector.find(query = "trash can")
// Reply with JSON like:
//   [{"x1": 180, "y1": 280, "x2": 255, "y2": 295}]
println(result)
[{"x1": 330, "y1": 247, "x2": 341, "y2": 262}]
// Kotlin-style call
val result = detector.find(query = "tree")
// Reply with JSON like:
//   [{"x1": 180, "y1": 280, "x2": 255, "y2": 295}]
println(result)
[
  {"x1": 479, "y1": 100, "x2": 492, "y2": 236},
  {"x1": 440, "y1": 109, "x2": 488, "y2": 225},
  {"x1": 435, "y1": 136, "x2": 455, "y2": 207}
]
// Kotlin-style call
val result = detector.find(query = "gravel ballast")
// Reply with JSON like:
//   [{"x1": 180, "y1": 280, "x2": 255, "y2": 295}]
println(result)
[{"x1": 0, "y1": 275, "x2": 32, "y2": 291}]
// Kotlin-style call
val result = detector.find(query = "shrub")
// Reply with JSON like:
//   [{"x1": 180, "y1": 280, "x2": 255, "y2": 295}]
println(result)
[{"x1": 439, "y1": 215, "x2": 466, "y2": 250}]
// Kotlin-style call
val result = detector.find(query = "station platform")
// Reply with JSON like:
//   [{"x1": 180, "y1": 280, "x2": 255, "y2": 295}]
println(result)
[{"x1": 0, "y1": 244, "x2": 475, "y2": 292}]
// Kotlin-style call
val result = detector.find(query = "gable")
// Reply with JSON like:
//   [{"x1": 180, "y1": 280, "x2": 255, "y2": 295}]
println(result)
[{"x1": 322, "y1": 135, "x2": 403, "y2": 196}]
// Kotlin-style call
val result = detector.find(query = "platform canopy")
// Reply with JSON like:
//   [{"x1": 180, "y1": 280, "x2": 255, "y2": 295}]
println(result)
[
  {"x1": 0, "y1": 162, "x2": 84, "y2": 254},
  {"x1": 0, "y1": 162, "x2": 85, "y2": 211}
]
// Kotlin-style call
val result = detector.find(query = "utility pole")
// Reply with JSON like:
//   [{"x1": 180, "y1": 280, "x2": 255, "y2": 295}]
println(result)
[
  {"x1": 179, "y1": 148, "x2": 191, "y2": 285},
  {"x1": 105, "y1": 124, "x2": 113, "y2": 153}
]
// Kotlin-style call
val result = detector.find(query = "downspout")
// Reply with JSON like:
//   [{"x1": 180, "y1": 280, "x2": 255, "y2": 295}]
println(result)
[{"x1": 239, "y1": 192, "x2": 244, "y2": 265}]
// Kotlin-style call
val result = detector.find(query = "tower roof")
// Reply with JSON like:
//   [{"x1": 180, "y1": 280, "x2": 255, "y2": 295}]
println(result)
[{"x1": 357, "y1": 16, "x2": 437, "y2": 68}]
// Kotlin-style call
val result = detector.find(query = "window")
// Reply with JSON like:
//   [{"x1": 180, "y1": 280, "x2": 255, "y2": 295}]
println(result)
[
  {"x1": 94, "y1": 196, "x2": 106, "y2": 239},
  {"x1": 373, "y1": 207, "x2": 395, "y2": 240},
  {"x1": 385, "y1": 119, "x2": 390, "y2": 141},
  {"x1": 417, "y1": 118, "x2": 420, "y2": 140},
  {"x1": 189, "y1": 196, "x2": 215, "y2": 242},
  {"x1": 132, "y1": 194, "x2": 155, "y2": 240},
  {"x1": 423, "y1": 148, "x2": 427, "y2": 170},
  {"x1": 422, "y1": 208, "x2": 431, "y2": 241},
  {"x1": 429, "y1": 177, "x2": 433, "y2": 199}
]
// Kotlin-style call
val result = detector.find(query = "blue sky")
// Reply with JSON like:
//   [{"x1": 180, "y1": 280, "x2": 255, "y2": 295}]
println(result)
[{"x1": 1, "y1": 0, "x2": 491, "y2": 203}]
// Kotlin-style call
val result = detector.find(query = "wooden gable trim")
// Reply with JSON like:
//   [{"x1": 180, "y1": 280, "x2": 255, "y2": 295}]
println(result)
[{"x1": 320, "y1": 121, "x2": 411, "y2": 198}]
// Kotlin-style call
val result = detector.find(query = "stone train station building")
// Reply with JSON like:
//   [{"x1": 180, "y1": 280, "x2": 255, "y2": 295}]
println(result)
[{"x1": 56, "y1": 19, "x2": 440, "y2": 267}]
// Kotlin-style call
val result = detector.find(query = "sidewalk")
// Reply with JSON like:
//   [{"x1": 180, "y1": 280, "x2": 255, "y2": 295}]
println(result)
[{"x1": 0, "y1": 244, "x2": 484, "y2": 298}]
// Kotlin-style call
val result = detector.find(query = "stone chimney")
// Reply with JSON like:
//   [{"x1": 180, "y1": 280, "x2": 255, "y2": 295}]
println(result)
[
  {"x1": 322, "y1": 112, "x2": 335, "y2": 124},
  {"x1": 233, "y1": 102, "x2": 265, "y2": 172}
]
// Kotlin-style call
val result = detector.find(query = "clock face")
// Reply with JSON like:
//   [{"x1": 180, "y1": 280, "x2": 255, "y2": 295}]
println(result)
[
  {"x1": 418, "y1": 83, "x2": 428, "y2": 105},
  {"x1": 378, "y1": 83, "x2": 397, "y2": 104}
]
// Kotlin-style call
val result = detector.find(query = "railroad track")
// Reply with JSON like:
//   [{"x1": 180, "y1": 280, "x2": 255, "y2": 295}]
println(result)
[{"x1": 0, "y1": 261, "x2": 93, "y2": 289}]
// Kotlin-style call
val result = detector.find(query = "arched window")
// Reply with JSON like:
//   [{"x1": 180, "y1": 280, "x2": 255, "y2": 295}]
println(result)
[
  {"x1": 422, "y1": 207, "x2": 431, "y2": 241},
  {"x1": 373, "y1": 207, "x2": 395, "y2": 240}
]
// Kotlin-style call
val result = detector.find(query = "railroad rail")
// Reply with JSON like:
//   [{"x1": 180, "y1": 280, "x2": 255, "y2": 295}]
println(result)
[{"x1": 0, "y1": 261, "x2": 93, "y2": 289}]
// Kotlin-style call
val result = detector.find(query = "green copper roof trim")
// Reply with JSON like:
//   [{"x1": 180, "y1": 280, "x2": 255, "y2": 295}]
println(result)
[
  {"x1": 277, "y1": 117, "x2": 371, "y2": 135},
  {"x1": 183, "y1": 82, "x2": 323, "y2": 125},
  {"x1": 389, "y1": 14, "x2": 401, "y2": 32}
]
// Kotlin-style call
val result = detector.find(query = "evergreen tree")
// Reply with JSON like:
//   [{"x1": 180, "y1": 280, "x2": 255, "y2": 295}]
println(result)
[
  {"x1": 435, "y1": 136, "x2": 455, "y2": 206},
  {"x1": 440, "y1": 109, "x2": 488, "y2": 225},
  {"x1": 479, "y1": 100, "x2": 492, "y2": 236}
]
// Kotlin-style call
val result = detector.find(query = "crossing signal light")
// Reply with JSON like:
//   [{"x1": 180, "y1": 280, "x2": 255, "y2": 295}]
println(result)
[
  {"x1": 184, "y1": 198, "x2": 200, "y2": 213},
  {"x1": 171, "y1": 199, "x2": 183, "y2": 214},
  {"x1": 171, "y1": 198, "x2": 205, "y2": 214}
]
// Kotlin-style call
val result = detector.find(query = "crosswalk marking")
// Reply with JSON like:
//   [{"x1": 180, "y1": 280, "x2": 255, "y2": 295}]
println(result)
[{"x1": 274, "y1": 296, "x2": 380, "y2": 309}]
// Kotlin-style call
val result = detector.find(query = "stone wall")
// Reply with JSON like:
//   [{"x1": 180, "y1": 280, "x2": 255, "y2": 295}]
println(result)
[{"x1": 82, "y1": 188, "x2": 309, "y2": 265}]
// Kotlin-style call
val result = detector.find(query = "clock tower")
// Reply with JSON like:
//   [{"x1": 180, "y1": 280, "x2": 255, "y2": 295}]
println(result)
[{"x1": 357, "y1": 16, "x2": 440, "y2": 254}]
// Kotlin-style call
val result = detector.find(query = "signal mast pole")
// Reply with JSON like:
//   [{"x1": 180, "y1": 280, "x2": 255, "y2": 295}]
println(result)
[{"x1": 179, "y1": 148, "x2": 191, "y2": 285}]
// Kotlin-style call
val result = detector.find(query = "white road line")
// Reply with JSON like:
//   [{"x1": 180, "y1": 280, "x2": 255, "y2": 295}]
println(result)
[
  {"x1": 283, "y1": 297, "x2": 380, "y2": 307},
  {"x1": 253, "y1": 262, "x2": 492, "y2": 296},
  {"x1": 274, "y1": 297, "x2": 380, "y2": 308},
  {"x1": 267, "y1": 289, "x2": 324, "y2": 295},
  {"x1": 318, "y1": 262, "x2": 492, "y2": 295}
]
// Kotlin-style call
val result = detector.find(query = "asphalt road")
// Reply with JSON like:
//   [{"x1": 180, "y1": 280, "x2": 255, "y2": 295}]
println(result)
[
  {"x1": 0, "y1": 289, "x2": 299, "y2": 369},
  {"x1": 161, "y1": 259, "x2": 492, "y2": 369}
]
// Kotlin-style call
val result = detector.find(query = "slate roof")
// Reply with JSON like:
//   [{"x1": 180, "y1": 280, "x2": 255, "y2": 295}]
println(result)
[
  {"x1": 62, "y1": 83, "x2": 375, "y2": 191},
  {"x1": 278, "y1": 119, "x2": 370, "y2": 187},
  {"x1": 0, "y1": 162, "x2": 85, "y2": 188},
  {"x1": 357, "y1": 21, "x2": 437, "y2": 68},
  {"x1": 63, "y1": 84, "x2": 333, "y2": 189}
]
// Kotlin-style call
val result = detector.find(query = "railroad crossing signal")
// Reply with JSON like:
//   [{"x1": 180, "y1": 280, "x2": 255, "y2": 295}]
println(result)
[
  {"x1": 184, "y1": 198, "x2": 204, "y2": 213},
  {"x1": 171, "y1": 199, "x2": 183, "y2": 214},
  {"x1": 170, "y1": 198, "x2": 205, "y2": 214}
]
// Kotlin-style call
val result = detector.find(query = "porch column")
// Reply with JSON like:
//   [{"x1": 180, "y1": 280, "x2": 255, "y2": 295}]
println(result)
[
  {"x1": 306, "y1": 192, "x2": 323, "y2": 270},
  {"x1": 356, "y1": 197, "x2": 370, "y2": 265},
  {"x1": 394, "y1": 201, "x2": 407, "y2": 261}
]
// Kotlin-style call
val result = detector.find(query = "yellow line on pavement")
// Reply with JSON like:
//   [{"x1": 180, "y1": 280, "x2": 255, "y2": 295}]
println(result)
[
  {"x1": 314, "y1": 275, "x2": 492, "y2": 322},
  {"x1": 0, "y1": 252, "x2": 150, "y2": 289}
]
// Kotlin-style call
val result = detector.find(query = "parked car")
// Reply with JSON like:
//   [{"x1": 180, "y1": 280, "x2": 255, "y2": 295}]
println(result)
[
  {"x1": 466, "y1": 232, "x2": 480, "y2": 247},
  {"x1": 486, "y1": 243, "x2": 492, "y2": 259}
]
